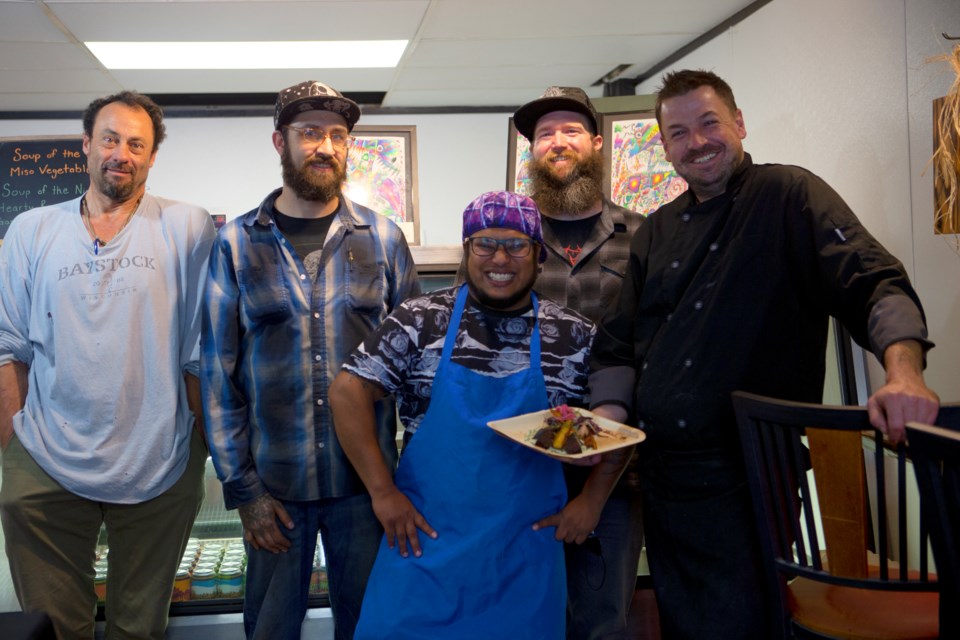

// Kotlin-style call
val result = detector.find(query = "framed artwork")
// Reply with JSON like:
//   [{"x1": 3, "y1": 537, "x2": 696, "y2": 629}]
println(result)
[
  {"x1": 344, "y1": 125, "x2": 420, "y2": 245},
  {"x1": 602, "y1": 111, "x2": 687, "y2": 215},
  {"x1": 505, "y1": 118, "x2": 532, "y2": 195}
]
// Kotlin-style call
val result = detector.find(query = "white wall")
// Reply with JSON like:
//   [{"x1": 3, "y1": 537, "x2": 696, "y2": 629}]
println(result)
[
  {"x1": 0, "y1": 111, "x2": 511, "y2": 247},
  {"x1": 636, "y1": 0, "x2": 959, "y2": 403}
]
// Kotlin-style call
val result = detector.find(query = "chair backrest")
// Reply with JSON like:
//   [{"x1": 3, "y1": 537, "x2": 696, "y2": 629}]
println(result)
[
  {"x1": 731, "y1": 391, "x2": 942, "y2": 637},
  {"x1": 906, "y1": 408, "x2": 960, "y2": 638},
  {"x1": 805, "y1": 427, "x2": 870, "y2": 578}
]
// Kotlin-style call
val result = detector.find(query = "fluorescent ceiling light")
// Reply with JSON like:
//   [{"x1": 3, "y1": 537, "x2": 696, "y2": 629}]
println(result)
[{"x1": 85, "y1": 40, "x2": 408, "y2": 69}]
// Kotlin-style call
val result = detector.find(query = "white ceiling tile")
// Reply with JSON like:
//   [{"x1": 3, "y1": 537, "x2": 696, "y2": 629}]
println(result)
[
  {"x1": 0, "y1": 42, "x2": 101, "y2": 69},
  {"x1": 0, "y1": 68, "x2": 119, "y2": 93},
  {"x1": 404, "y1": 35, "x2": 690, "y2": 68},
  {"x1": 392, "y1": 64, "x2": 615, "y2": 91},
  {"x1": 422, "y1": 0, "x2": 753, "y2": 38},
  {"x1": 47, "y1": 1, "x2": 429, "y2": 40},
  {"x1": 0, "y1": 1, "x2": 72, "y2": 41}
]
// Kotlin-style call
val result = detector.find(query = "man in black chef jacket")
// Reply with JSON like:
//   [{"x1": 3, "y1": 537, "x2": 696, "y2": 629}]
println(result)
[{"x1": 589, "y1": 68, "x2": 939, "y2": 639}]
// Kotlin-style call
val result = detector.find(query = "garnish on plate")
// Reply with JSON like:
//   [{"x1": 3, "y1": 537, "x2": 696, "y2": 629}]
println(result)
[{"x1": 531, "y1": 405, "x2": 602, "y2": 455}]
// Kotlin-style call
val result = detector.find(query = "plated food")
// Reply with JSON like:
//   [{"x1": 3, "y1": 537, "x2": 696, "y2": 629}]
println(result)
[
  {"x1": 532, "y1": 404, "x2": 602, "y2": 454},
  {"x1": 488, "y1": 406, "x2": 645, "y2": 460}
]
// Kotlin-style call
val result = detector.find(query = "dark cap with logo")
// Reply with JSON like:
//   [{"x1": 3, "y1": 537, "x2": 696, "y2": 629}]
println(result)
[
  {"x1": 512, "y1": 86, "x2": 600, "y2": 142},
  {"x1": 274, "y1": 81, "x2": 361, "y2": 131}
]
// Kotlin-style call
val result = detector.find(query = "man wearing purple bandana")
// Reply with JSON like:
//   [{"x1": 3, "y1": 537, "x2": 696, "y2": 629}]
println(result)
[{"x1": 330, "y1": 191, "x2": 630, "y2": 638}]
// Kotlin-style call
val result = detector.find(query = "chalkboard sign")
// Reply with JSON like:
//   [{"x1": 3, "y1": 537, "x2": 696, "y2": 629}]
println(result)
[{"x1": 1, "y1": 136, "x2": 88, "y2": 242}]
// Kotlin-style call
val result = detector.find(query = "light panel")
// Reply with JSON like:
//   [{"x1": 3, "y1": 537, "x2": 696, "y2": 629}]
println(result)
[{"x1": 85, "y1": 41, "x2": 408, "y2": 70}]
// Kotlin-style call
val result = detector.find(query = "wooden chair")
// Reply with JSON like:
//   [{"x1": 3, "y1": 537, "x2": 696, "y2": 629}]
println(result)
[
  {"x1": 906, "y1": 411, "x2": 960, "y2": 639},
  {"x1": 731, "y1": 391, "x2": 944, "y2": 640}
]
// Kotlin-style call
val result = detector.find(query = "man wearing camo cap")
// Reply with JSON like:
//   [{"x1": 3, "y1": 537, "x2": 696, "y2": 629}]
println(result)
[
  {"x1": 513, "y1": 85, "x2": 646, "y2": 640},
  {"x1": 330, "y1": 191, "x2": 631, "y2": 638},
  {"x1": 201, "y1": 80, "x2": 420, "y2": 639}
]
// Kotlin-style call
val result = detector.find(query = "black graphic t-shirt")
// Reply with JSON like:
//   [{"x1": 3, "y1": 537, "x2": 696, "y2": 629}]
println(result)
[{"x1": 542, "y1": 213, "x2": 602, "y2": 265}]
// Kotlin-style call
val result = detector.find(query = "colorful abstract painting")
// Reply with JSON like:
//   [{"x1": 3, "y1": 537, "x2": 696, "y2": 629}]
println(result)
[
  {"x1": 344, "y1": 133, "x2": 409, "y2": 227},
  {"x1": 607, "y1": 116, "x2": 687, "y2": 215},
  {"x1": 512, "y1": 131, "x2": 532, "y2": 195}
]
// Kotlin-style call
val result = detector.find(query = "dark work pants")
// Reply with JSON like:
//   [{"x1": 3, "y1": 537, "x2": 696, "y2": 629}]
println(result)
[{"x1": 639, "y1": 446, "x2": 771, "y2": 640}]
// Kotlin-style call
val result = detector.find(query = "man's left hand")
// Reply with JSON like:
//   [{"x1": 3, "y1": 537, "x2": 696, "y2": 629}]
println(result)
[
  {"x1": 868, "y1": 340, "x2": 939, "y2": 444},
  {"x1": 868, "y1": 377, "x2": 938, "y2": 444}
]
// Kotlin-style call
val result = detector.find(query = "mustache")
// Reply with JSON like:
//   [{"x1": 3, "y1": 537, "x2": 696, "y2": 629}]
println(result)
[
  {"x1": 101, "y1": 161, "x2": 132, "y2": 172},
  {"x1": 305, "y1": 156, "x2": 341, "y2": 169}
]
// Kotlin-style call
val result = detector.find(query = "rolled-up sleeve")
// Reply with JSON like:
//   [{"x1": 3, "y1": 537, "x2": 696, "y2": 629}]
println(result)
[{"x1": 0, "y1": 219, "x2": 35, "y2": 368}]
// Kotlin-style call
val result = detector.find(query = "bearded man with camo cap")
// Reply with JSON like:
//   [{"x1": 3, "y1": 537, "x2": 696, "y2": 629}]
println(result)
[{"x1": 201, "y1": 80, "x2": 420, "y2": 640}]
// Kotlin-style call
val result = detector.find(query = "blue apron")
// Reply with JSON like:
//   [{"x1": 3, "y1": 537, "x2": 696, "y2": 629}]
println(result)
[{"x1": 355, "y1": 285, "x2": 567, "y2": 639}]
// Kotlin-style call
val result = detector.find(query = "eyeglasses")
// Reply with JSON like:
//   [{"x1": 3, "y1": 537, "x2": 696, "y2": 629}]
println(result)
[
  {"x1": 466, "y1": 236, "x2": 536, "y2": 258},
  {"x1": 283, "y1": 125, "x2": 353, "y2": 150}
]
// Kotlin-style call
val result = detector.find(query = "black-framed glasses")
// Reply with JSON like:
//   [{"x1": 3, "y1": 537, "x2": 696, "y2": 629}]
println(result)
[
  {"x1": 466, "y1": 236, "x2": 536, "y2": 258},
  {"x1": 283, "y1": 125, "x2": 353, "y2": 150}
]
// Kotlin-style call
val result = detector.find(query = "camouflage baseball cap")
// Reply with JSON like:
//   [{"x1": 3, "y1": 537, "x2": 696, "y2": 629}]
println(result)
[
  {"x1": 274, "y1": 81, "x2": 361, "y2": 131},
  {"x1": 513, "y1": 86, "x2": 600, "y2": 142}
]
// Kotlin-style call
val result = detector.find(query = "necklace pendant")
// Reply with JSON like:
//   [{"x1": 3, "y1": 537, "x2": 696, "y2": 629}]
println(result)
[{"x1": 94, "y1": 239, "x2": 100, "y2": 255}]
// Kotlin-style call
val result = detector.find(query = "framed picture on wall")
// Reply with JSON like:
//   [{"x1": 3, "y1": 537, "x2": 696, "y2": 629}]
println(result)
[
  {"x1": 505, "y1": 118, "x2": 532, "y2": 195},
  {"x1": 344, "y1": 125, "x2": 421, "y2": 245},
  {"x1": 602, "y1": 111, "x2": 687, "y2": 215}
]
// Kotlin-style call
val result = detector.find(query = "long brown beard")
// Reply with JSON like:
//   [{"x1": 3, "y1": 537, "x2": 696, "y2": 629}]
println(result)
[
  {"x1": 281, "y1": 145, "x2": 347, "y2": 202},
  {"x1": 529, "y1": 149, "x2": 604, "y2": 216}
]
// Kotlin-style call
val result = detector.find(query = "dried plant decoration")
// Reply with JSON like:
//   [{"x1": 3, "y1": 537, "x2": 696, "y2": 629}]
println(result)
[{"x1": 932, "y1": 43, "x2": 960, "y2": 246}]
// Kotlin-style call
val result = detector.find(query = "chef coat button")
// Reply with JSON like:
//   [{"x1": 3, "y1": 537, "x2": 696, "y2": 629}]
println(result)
[
  {"x1": 682, "y1": 213, "x2": 691, "y2": 222},
  {"x1": 694, "y1": 301, "x2": 703, "y2": 310},
  {"x1": 677, "y1": 419, "x2": 687, "y2": 428},
  {"x1": 684, "y1": 359, "x2": 693, "y2": 368},
  {"x1": 709, "y1": 242, "x2": 719, "y2": 252},
  {"x1": 642, "y1": 362, "x2": 648, "y2": 371},
  {"x1": 670, "y1": 260, "x2": 680, "y2": 269}
]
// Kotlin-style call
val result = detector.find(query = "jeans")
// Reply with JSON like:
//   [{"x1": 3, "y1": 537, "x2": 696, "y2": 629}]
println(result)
[
  {"x1": 243, "y1": 492, "x2": 382, "y2": 640},
  {"x1": 564, "y1": 490, "x2": 644, "y2": 640}
]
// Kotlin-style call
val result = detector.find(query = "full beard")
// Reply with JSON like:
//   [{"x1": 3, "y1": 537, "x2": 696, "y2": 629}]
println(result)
[
  {"x1": 528, "y1": 150, "x2": 604, "y2": 217},
  {"x1": 281, "y1": 147, "x2": 347, "y2": 202}
]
